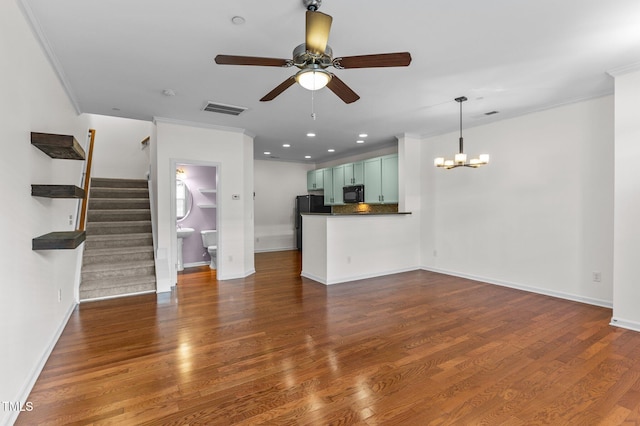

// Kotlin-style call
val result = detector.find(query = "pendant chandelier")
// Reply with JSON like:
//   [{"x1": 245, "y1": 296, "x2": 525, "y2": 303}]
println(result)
[{"x1": 434, "y1": 96, "x2": 489, "y2": 169}]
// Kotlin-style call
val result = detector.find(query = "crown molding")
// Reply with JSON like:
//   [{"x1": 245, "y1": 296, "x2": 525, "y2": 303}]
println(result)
[
  {"x1": 153, "y1": 116, "x2": 255, "y2": 138},
  {"x1": 607, "y1": 62, "x2": 640, "y2": 77},
  {"x1": 16, "y1": 0, "x2": 82, "y2": 115}
]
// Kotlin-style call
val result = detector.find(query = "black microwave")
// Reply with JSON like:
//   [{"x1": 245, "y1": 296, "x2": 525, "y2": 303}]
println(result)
[{"x1": 343, "y1": 185, "x2": 364, "y2": 203}]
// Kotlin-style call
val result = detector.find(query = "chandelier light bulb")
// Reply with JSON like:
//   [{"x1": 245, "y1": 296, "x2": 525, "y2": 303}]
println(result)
[{"x1": 433, "y1": 96, "x2": 490, "y2": 169}]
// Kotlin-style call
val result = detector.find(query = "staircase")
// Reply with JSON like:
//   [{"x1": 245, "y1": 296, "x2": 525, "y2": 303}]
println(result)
[{"x1": 80, "y1": 178, "x2": 156, "y2": 301}]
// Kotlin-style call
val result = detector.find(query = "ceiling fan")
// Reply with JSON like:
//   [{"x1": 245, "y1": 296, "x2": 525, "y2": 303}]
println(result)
[{"x1": 214, "y1": 0, "x2": 412, "y2": 104}]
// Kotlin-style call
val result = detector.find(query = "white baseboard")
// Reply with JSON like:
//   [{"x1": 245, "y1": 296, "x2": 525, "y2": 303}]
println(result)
[
  {"x1": 218, "y1": 268, "x2": 256, "y2": 281},
  {"x1": 254, "y1": 246, "x2": 297, "y2": 253},
  {"x1": 302, "y1": 267, "x2": 418, "y2": 286},
  {"x1": 183, "y1": 261, "x2": 209, "y2": 268},
  {"x1": 610, "y1": 317, "x2": 640, "y2": 332},
  {"x1": 422, "y1": 266, "x2": 613, "y2": 309},
  {"x1": 5, "y1": 302, "x2": 77, "y2": 426}
]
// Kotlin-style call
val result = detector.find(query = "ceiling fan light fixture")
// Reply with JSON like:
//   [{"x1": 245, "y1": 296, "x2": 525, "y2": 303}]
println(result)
[{"x1": 296, "y1": 67, "x2": 331, "y2": 91}]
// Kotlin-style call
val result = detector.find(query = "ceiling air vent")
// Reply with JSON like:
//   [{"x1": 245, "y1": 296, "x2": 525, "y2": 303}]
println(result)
[{"x1": 202, "y1": 101, "x2": 247, "y2": 116}]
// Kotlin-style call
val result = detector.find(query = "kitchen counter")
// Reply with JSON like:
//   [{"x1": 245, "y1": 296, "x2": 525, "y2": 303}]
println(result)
[
  {"x1": 301, "y1": 212, "x2": 412, "y2": 216},
  {"x1": 301, "y1": 213, "x2": 418, "y2": 285}
]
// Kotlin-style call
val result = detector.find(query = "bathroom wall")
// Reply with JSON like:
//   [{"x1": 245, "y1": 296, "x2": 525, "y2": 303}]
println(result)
[{"x1": 177, "y1": 164, "x2": 217, "y2": 267}]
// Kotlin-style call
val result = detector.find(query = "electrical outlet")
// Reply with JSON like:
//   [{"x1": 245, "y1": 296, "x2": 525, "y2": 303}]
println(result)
[
  {"x1": 592, "y1": 272, "x2": 602, "y2": 282},
  {"x1": 256, "y1": 237, "x2": 260, "y2": 243},
  {"x1": 347, "y1": 256, "x2": 351, "y2": 264},
  {"x1": 433, "y1": 250, "x2": 438, "y2": 257},
  {"x1": 68, "y1": 215, "x2": 73, "y2": 225},
  {"x1": 57, "y1": 289, "x2": 62, "y2": 302}
]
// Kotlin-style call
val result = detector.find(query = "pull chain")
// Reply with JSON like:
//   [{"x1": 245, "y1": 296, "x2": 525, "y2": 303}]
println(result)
[{"x1": 311, "y1": 89, "x2": 316, "y2": 120}]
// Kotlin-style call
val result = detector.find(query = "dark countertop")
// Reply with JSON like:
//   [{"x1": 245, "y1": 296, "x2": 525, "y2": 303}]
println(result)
[{"x1": 301, "y1": 212, "x2": 411, "y2": 216}]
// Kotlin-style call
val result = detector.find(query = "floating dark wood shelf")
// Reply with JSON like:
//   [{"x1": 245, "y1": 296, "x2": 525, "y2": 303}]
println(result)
[
  {"x1": 31, "y1": 184, "x2": 85, "y2": 199},
  {"x1": 32, "y1": 231, "x2": 86, "y2": 250},
  {"x1": 31, "y1": 132, "x2": 85, "y2": 160}
]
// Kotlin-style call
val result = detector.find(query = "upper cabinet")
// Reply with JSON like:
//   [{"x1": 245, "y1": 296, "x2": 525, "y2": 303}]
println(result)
[
  {"x1": 307, "y1": 169, "x2": 325, "y2": 190},
  {"x1": 323, "y1": 168, "x2": 335, "y2": 205},
  {"x1": 307, "y1": 155, "x2": 397, "y2": 205},
  {"x1": 330, "y1": 165, "x2": 345, "y2": 205},
  {"x1": 343, "y1": 161, "x2": 364, "y2": 186},
  {"x1": 364, "y1": 154, "x2": 398, "y2": 204}
]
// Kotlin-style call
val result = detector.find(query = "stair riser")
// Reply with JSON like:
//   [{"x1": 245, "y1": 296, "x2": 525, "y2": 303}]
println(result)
[
  {"x1": 80, "y1": 276, "x2": 156, "y2": 291},
  {"x1": 80, "y1": 284, "x2": 156, "y2": 300},
  {"x1": 83, "y1": 251, "x2": 154, "y2": 265},
  {"x1": 91, "y1": 178, "x2": 148, "y2": 189},
  {"x1": 82, "y1": 265, "x2": 155, "y2": 281},
  {"x1": 88, "y1": 211, "x2": 151, "y2": 222},
  {"x1": 86, "y1": 224, "x2": 152, "y2": 235},
  {"x1": 88, "y1": 199, "x2": 150, "y2": 210},
  {"x1": 90, "y1": 188, "x2": 149, "y2": 199},
  {"x1": 84, "y1": 237, "x2": 153, "y2": 250}
]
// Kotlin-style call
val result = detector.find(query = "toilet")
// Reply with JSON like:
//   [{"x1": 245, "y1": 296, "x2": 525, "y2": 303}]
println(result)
[{"x1": 200, "y1": 230, "x2": 217, "y2": 269}]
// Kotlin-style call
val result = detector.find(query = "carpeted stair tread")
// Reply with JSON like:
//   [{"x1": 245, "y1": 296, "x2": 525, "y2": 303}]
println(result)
[
  {"x1": 82, "y1": 246, "x2": 154, "y2": 265},
  {"x1": 90, "y1": 178, "x2": 148, "y2": 188},
  {"x1": 90, "y1": 187, "x2": 150, "y2": 199},
  {"x1": 85, "y1": 232, "x2": 152, "y2": 241},
  {"x1": 88, "y1": 198, "x2": 150, "y2": 209},
  {"x1": 87, "y1": 220, "x2": 151, "y2": 228},
  {"x1": 82, "y1": 259, "x2": 155, "y2": 273},
  {"x1": 80, "y1": 177, "x2": 156, "y2": 300},
  {"x1": 81, "y1": 287, "x2": 155, "y2": 301},
  {"x1": 84, "y1": 246, "x2": 154, "y2": 255},
  {"x1": 80, "y1": 274, "x2": 156, "y2": 291}
]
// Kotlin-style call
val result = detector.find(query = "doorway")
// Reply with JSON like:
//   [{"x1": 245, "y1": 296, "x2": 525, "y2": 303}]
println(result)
[{"x1": 171, "y1": 160, "x2": 220, "y2": 282}]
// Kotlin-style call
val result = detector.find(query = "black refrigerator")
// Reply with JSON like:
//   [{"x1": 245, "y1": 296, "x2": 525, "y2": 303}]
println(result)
[{"x1": 295, "y1": 195, "x2": 331, "y2": 250}]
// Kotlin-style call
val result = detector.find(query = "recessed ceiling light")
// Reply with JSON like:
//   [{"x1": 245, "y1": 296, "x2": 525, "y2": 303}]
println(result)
[
  {"x1": 231, "y1": 16, "x2": 245, "y2": 25},
  {"x1": 356, "y1": 140, "x2": 364, "y2": 144},
  {"x1": 282, "y1": 144, "x2": 291, "y2": 148},
  {"x1": 263, "y1": 151, "x2": 271, "y2": 155},
  {"x1": 328, "y1": 149, "x2": 335, "y2": 152},
  {"x1": 358, "y1": 133, "x2": 368, "y2": 138},
  {"x1": 306, "y1": 133, "x2": 316, "y2": 137},
  {"x1": 305, "y1": 155, "x2": 311, "y2": 159}
]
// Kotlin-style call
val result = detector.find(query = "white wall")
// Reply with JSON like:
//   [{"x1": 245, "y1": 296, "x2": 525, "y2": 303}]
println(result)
[
  {"x1": 254, "y1": 160, "x2": 314, "y2": 252},
  {"x1": 612, "y1": 67, "x2": 640, "y2": 331},
  {"x1": 87, "y1": 114, "x2": 153, "y2": 179},
  {"x1": 0, "y1": 1, "x2": 89, "y2": 423},
  {"x1": 154, "y1": 119, "x2": 255, "y2": 289},
  {"x1": 421, "y1": 96, "x2": 614, "y2": 307}
]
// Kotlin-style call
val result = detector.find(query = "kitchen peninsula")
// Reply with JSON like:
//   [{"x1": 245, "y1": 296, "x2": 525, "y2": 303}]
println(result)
[{"x1": 301, "y1": 212, "x2": 415, "y2": 285}]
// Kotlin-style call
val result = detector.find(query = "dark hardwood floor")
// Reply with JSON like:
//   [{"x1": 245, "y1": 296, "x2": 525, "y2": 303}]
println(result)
[{"x1": 17, "y1": 251, "x2": 640, "y2": 425}]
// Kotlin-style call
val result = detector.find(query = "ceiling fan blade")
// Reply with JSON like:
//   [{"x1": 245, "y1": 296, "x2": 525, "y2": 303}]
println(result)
[
  {"x1": 326, "y1": 74, "x2": 360, "y2": 104},
  {"x1": 333, "y1": 52, "x2": 412, "y2": 69},
  {"x1": 306, "y1": 11, "x2": 332, "y2": 55},
  {"x1": 215, "y1": 55, "x2": 291, "y2": 67},
  {"x1": 260, "y1": 76, "x2": 297, "y2": 102}
]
